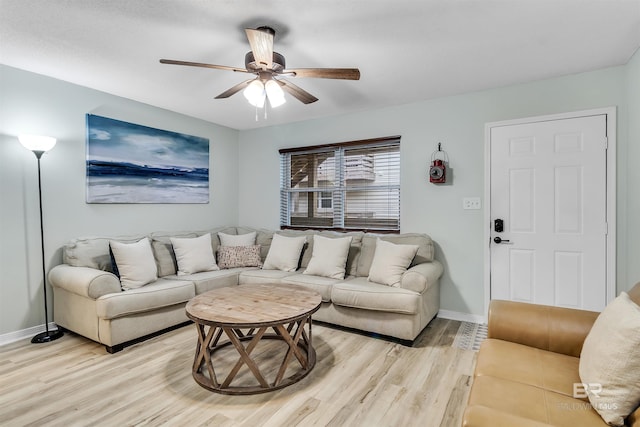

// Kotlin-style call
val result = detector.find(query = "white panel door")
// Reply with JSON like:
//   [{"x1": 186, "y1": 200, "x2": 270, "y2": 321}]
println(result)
[{"x1": 490, "y1": 115, "x2": 608, "y2": 311}]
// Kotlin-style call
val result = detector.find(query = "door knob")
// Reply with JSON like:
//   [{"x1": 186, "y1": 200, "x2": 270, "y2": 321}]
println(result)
[{"x1": 493, "y1": 236, "x2": 510, "y2": 244}]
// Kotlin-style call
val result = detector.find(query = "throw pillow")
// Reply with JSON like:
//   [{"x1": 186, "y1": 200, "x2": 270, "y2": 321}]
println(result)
[
  {"x1": 109, "y1": 238, "x2": 158, "y2": 290},
  {"x1": 170, "y1": 233, "x2": 219, "y2": 275},
  {"x1": 217, "y1": 245, "x2": 263, "y2": 269},
  {"x1": 579, "y1": 292, "x2": 640, "y2": 426},
  {"x1": 262, "y1": 233, "x2": 307, "y2": 272},
  {"x1": 303, "y1": 235, "x2": 353, "y2": 279},
  {"x1": 218, "y1": 231, "x2": 257, "y2": 247},
  {"x1": 368, "y1": 238, "x2": 419, "y2": 287}
]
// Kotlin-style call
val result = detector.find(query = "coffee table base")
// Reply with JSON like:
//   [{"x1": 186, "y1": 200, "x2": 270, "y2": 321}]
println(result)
[{"x1": 192, "y1": 316, "x2": 316, "y2": 395}]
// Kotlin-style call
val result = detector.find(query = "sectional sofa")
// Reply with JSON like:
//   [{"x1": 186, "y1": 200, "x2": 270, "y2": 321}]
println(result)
[{"x1": 49, "y1": 226, "x2": 443, "y2": 353}]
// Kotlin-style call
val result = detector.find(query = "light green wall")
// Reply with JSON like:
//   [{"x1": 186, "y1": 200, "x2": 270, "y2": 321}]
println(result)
[
  {"x1": 625, "y1": 48, "x2": 640, "y2": 291},
  {"x1": 0, "y1": 65, "x2": 240, "y2": 335},
  {"x1": 238, "y1": 65, "x2": 632, "y2": 316}
]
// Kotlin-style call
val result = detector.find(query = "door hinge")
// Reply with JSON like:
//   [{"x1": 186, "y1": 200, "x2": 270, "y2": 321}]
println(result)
[
  {"x1": 605, "y1": 221, "x2": 609, "y2": 235},
  {"x1": 604, "y1": 137, "x2": 608, "y2": 149}
]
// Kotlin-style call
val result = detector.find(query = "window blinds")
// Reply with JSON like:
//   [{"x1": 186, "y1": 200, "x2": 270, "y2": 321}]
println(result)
[{"x1": 279, "y1": 136, "x2": 401, "y2": 232}]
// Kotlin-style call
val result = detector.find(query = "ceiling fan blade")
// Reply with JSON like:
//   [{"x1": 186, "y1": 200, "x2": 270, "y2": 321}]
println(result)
[
  {"x1": 284, "y1": 68, "x2": 360, "y2": 80},
  {"x1": 245, "y1": 28, "x2": 273, "y2": 70},
  {"x1": 214, "y1": 79, "x2": 254, "y2": 99},
  {"x1": 277, "y1": 80, "x2": 319, "y2": 104},
  {"x1": 160, "y1": 59, "x2": 248, "y2": 73}
]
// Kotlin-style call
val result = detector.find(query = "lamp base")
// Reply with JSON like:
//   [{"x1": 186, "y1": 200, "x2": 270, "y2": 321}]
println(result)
[{"x1": 31, "y1": 329, "x2": 64, "y2": 344}]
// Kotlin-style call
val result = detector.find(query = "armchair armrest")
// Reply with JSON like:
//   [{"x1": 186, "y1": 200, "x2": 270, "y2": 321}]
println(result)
[
  {"x1": 49, "y1": 264, "x2": 121, "y2": 299},
  {"x1": 487, "y1": 299, "x2": 600, "y2": 357},
  {"x1": 400, "y1": 261, "x2": 443, "y2": 293}
]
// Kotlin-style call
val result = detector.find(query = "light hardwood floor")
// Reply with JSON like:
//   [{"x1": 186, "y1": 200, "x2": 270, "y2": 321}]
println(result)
[{"x1": 0, "y1": 318, "x2": 476, "y2": 427}]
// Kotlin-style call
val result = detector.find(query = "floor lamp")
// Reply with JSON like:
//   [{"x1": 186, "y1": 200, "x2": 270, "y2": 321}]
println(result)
[{"x1": 19, "y1": 134, "x2": 64, "y2": 344}]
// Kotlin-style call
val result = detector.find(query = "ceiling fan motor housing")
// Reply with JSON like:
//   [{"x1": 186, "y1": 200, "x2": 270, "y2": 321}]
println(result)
[
  {"x1": 256, "y1": 26, "x2": 276, "y2": 36},
  {"x1": 245, "y1": 51, "x2": 286, "y2": 72}
]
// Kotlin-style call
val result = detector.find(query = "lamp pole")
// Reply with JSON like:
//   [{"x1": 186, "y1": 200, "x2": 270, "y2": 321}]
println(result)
[
  {"x1": 19, "y1": 135, "x2": 64, "y2": 344},
  {"x1": 31, "y1": 150, "x2": 63, "y2": 343}
]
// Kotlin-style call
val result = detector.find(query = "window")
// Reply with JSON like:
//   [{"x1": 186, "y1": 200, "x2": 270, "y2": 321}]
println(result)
[
  {"x1": 279, "y1": 136, "x2": 401, "y2": 232},
  {"x1": 317, "y1": 191, "x2": 333, "y2": 210}
]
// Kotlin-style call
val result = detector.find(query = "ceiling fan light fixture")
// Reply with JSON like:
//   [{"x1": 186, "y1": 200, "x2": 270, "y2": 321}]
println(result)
[
  {"x1": 265, "y1": 80, "x2": 286, "y2": 108},
  {"x1": 243, "y1": 79, "x2": 266, "y2": 108}
]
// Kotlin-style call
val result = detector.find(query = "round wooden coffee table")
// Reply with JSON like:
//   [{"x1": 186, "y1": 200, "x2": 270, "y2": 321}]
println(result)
[{"x1": 185, "y1": 283, "x2": 322, "y2": 395}]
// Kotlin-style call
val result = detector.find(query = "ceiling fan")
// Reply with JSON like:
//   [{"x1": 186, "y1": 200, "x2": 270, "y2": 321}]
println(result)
[{"x1": 160, "y1": 26, "x2": 360, "y2": 108}]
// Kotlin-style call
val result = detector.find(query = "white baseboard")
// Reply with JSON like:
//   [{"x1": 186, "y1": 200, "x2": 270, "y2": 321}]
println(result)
[
  {"x1": 0, "y1": 322, "x2": 59, "y2": 347},
  {"x1": 437, "y1": 309, "x2": 486, "y2": 324}
]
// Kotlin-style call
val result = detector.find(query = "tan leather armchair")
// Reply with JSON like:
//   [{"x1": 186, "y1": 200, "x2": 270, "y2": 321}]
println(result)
[{"x1": 462, "y1": 282, "x2": 640, "y2": 427}]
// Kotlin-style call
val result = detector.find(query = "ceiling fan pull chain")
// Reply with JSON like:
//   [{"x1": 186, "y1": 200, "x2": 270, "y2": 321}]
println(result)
[{"x1": 255, "y1": 104, "x2": 259, "y2": 121}]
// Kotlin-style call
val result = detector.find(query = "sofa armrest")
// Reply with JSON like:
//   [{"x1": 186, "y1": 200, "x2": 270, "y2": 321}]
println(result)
[
  {"x1": 487, "y1": 300, "x2": 600, "y2": 357},
  {"x1": 400, "y1": 261, "x2": 443, "y2": 293},
  {"x1": 49, "y1": 264, "x2": 121, "y2": 299}
]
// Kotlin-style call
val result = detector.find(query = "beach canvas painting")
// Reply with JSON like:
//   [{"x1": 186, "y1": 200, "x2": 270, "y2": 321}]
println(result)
[{"x1": 86, "y1": 114, "x2": 209, "y2": 203}]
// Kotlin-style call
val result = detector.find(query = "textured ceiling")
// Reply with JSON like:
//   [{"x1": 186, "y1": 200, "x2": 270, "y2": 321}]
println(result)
[{"x1": 1, "y1": 0, "x2": 639, "y2": 130}]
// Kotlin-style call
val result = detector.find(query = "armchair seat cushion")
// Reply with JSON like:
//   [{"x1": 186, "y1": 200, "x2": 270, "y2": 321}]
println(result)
[
  {"x1": 476, "y1": 339, "x2": 582, "y2": 398},
  {"x1": 96, "y1": 278, "x2": 194, "y2": 320},
  {"x1": 467, "y1": 375, "x2": 607, "y2": 426},
  {"x1": 331, "y1": 277, "x2": 420, "y2": 314}
]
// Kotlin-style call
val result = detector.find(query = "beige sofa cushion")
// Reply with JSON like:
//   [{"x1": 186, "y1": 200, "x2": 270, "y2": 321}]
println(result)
[
  {"x1": 150, "y1": 227, "x2": 234, "y2": 277},
  {"x1": 235, "y1": 227, "x2": 274, "y2": 261},
  {"x1": 331, "y1": 278, "x2": 420, "y2": 314},
  {"x1": 263, "y1": 234, "x2": 307, "y2": 272},
  {"x1": 303, "y1": 235, "x2": 353, "y2": 279},
  {"x1": 579, "y1": 292, "x2": 640, "y2": 426},
  {"x1": 238, "y1": 269, "x2": 299, "y2": 285},
  {"x1": 278, "y1": 229, "x2": 317, "y2": 268},
  {"x1": 368, "y1": 239, "x2": 418, "y2": 287},
  {"x1": 319, "y1": 230, "x2": 364, "y2": 276},
  {"x1": 109, "y1": 238, "x2": 158, "y2": 290},
  {"x1": 357, "y1": 233, "x2": 434, "y2": 277},
  {"x1": 218, "y1": 231, "x2": 256, "y2": 246},
  {"x1": 96, "y1": 278, "x2": 194, "y2": 320},
  {"x1": 282, "y1": 273, "x2": 342, "y2": 302},
  {"x1": 171, "y1": 234, "x2": 219, "y2": 275},
  {"x1": 64, "y1": 234, "x2": 147, "y2": 271},
  {"x1": 150, "y1": 231, "x2": 198, "y2": 277},
  {"x1": 168, "y1": 268, "x2": 247, "y2": 294}
]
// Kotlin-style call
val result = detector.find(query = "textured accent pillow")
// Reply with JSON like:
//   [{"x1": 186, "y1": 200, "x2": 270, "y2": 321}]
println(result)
[
  {"x1": 368, "y1": 238, "x2": 419, "y2": 287},
  {"x1": 218, "y1": 231, "x2": 257, "y2": 247},
  {"x1": 217, "y1": 245, "x2": 263, "y2": 269},
  {"x1": 262, "y1": 233, "x2": 307, "y2": 272},
  {"x1": 170, "y1": 233, "x2": 219, "y2": 275},
  {"x1": 303, "y1": 235, "x2": 353, "y2": 279},
  {"x1": 579, "y1": 292, "x2": 640, "y2": 426},
  {"x1": 109, "y1": 238, "x2": 158, "y2": 290}
]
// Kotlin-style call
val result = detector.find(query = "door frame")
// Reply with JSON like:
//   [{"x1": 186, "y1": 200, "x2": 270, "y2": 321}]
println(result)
[{"x1": 483, "y1": 107, "x2": 617, "y2": 319}]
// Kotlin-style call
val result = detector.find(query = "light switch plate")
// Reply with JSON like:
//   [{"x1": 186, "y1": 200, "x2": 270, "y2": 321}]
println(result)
[{"x1": 463, "y1": 197, "x2": 481, "y2": 210}]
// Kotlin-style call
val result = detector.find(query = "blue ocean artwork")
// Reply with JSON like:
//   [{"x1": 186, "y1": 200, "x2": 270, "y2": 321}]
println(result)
[{"x1": 86, "y1": 114, "x2": 209, "y2": 203}]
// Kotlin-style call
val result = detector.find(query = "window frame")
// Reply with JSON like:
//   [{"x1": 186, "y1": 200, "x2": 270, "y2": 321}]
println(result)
[{"x1": 279, "y1": 135, "x2": 401, "y2": 234}]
